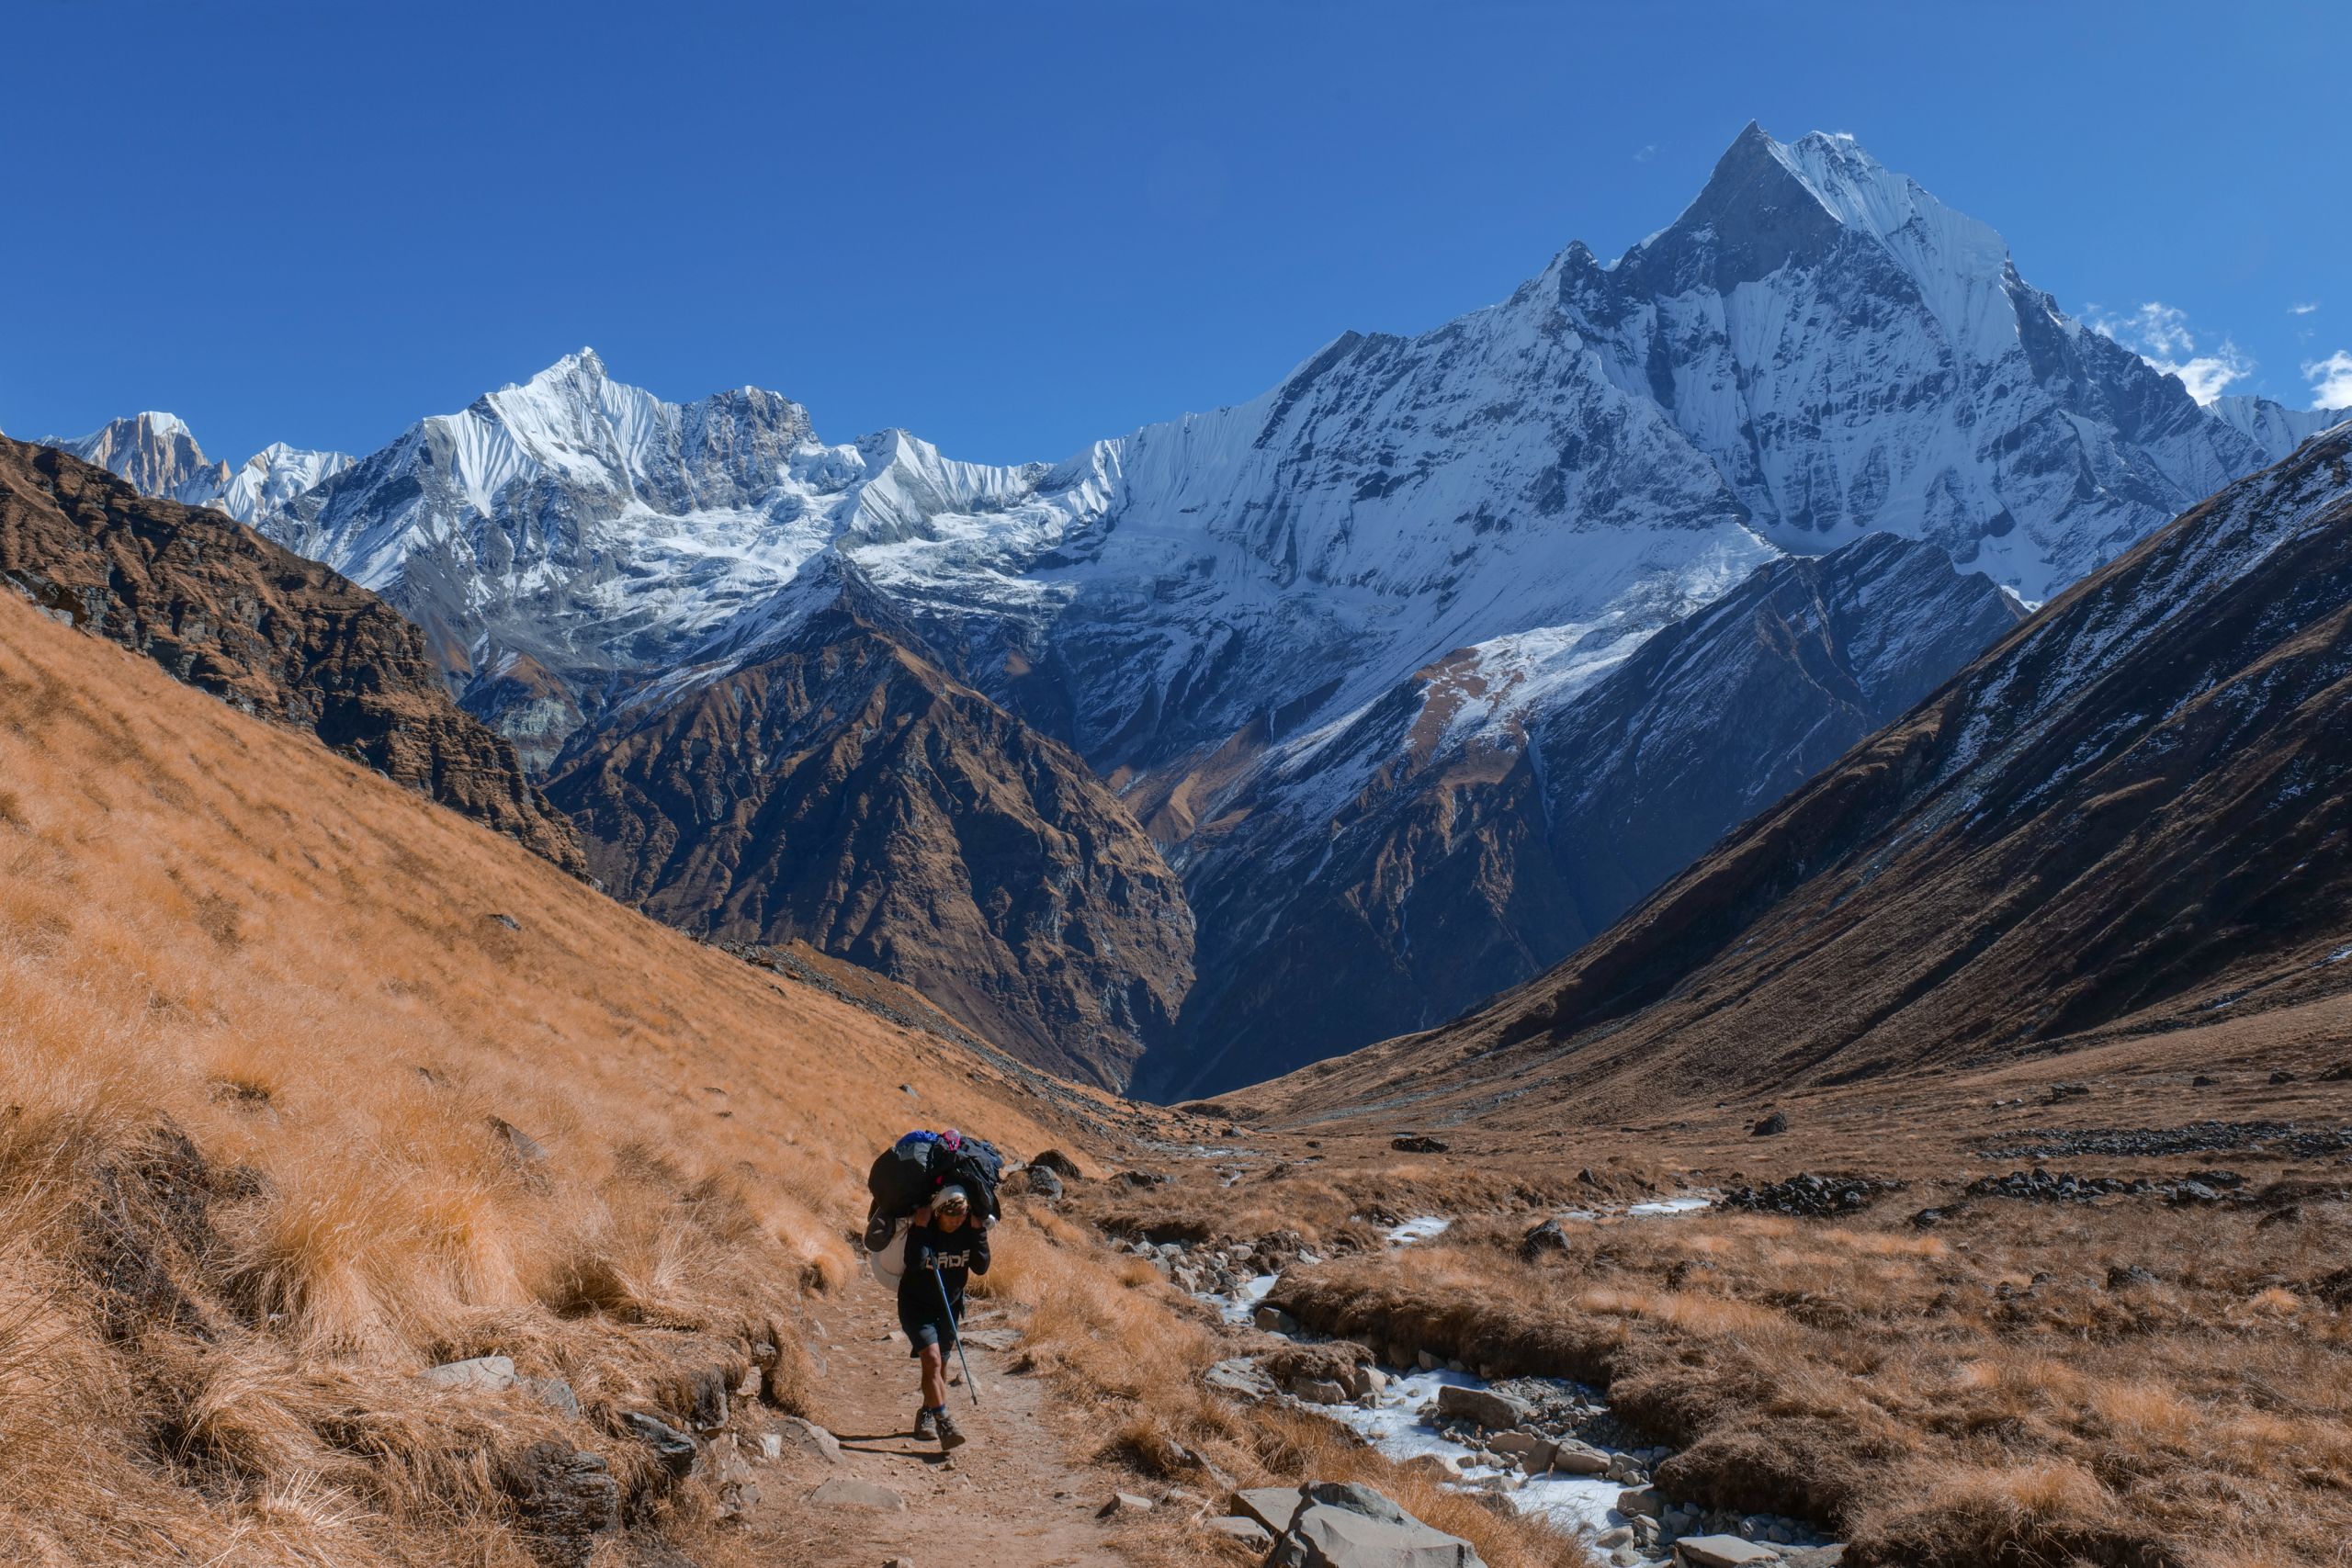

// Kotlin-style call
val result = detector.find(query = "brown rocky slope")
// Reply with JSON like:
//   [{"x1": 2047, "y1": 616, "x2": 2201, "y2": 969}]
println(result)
[
  {"x1": 1227, "y1": 423, "x2": 2352, "y2": 1126},
  {"x1": 547, "y1": 581, "x2": 1194, "y2": 1089},
  {"x1": 0, "y1": 436, "x2": 585, "y2": 873}
]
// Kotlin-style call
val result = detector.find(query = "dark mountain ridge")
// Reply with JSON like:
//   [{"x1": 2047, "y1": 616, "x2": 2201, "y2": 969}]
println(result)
[
  {"x1": 0, "y1": 437, "x2": 585, "y2": 874},
  {"x1": 545, "y1": 571, "x2": 1194, "y2": 1089}
]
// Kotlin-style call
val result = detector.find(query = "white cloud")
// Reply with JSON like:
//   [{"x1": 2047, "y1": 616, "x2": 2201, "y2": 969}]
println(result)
[
  {"x1": 2306, "y1": 350, "x2": 2352, "y2": 411},
  {"x1": 1634, "y1": 143, "x2": 1657, "y2": 163},
  {"x1": 2290, "y1": 302, "x2": 2320, "y2": 315},
  {"x1": 2094, "y1": 301, "x2": 2197, "y2": 355},
  {"x1": 2159, "y1": 350, "x2": 2255, "y2": 404},
  {"x1": 2089, "y1": 299, "x2": 2253, "y2": 405}
]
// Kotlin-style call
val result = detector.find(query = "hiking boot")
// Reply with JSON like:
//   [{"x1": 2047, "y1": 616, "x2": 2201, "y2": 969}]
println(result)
[
  {"x1": 934, "y1": 1409, "x2": 967, "y2": 1451},
  {"x1": 912, "y1": 1405, "x2": 938, "y2": 1440}
]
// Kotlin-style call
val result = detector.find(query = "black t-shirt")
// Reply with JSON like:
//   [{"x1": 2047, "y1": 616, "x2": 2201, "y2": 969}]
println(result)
[{"x1": 899, "y1": 1219, "x2": 989, "y2": 1313}]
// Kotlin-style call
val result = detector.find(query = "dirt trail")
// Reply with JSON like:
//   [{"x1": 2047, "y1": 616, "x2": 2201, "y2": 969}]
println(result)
[{"x1": 739, "y1": 1268, "x2": 1141, "y2": 1567}]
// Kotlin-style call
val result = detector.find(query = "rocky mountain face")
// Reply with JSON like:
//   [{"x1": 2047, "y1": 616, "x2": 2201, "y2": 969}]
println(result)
[
  {"x1": 544, "y1": 577, "x2": 1193, "y2": 1089},
  {"x1": 0, "y1": 438, "x2": 585, "y2": 874},
  {"x1": 45, "y1": 412, "x2": 352, "y2": 525},
  {"x1": 1551, "y1": 127, "x2": 2270, "y2": 601},
  {"x1": 2210, "y1": 394, "x2": 2351, "y2": 463},
  {"x1": 43, "y1": 126, "x2": 2338, "y2": 1089},
  {"x1": 1150, "y1": 532, "x2": 2026, "y2": 1098},
  {"x1": 1235, "y1": 426, "x2": 2352, "y2": 1123}
]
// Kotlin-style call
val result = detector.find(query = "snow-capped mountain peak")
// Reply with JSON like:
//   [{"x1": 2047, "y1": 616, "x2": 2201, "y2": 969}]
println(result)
[
  {"x1": 45, "y1": 412, "x2": 224, "y2": 504},
  {"x1": 39, "y1": 412, "x2": 353, "y2": 526}
]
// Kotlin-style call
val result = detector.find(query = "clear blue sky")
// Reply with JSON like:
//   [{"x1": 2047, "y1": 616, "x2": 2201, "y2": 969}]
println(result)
[{"x1": 5, "y1": 1, "x2": 2345, "y2": 466}]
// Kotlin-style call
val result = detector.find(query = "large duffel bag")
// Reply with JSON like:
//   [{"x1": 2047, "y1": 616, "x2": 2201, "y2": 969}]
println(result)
[{"x1": 866, "y1": 1130, "x2": 946, "y2": 1222}]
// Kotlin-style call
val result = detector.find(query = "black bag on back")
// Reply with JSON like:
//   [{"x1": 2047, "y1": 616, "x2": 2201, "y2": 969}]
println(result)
[
  {"x1": 938, "y1": 1136, "x2": 1005, "y2": 1221},
  {"x1": 866, "y1": 1132, "x2": 944, "y2": 1222}
]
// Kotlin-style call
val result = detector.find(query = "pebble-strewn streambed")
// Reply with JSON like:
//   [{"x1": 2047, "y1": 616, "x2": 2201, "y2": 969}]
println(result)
[{"x1": 1148, "y1": 1195, "x2": 1838, "y2": 1564}]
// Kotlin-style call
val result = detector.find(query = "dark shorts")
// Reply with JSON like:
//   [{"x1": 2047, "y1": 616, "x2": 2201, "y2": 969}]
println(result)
[{"x1": 899, "y1": 1300, "x2": 960, "y2": 1358}]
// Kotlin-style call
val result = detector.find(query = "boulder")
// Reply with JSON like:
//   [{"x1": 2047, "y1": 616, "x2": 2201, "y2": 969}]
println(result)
[
  {"x1": 1268, "y1": 1483, "x2": 1487, "y2": 1567},
  {"x1": 498, "y1": 1442, "x2": 619, "y2": 1568},
  {"x1": 1208, "y1": 1515, "x2": 1275, "y2": 1551},
  {"x1": 1305, "y1": 1483, "x2": 1408, "y2": 1524},
  {"x1": 1390, "y1": 1135, "x2": 1450, "y2": 1154},
  {"x1": 1255, "y1": 1304, "x2": 1298, "y2": 1334},
  {"x1": 1349, "y1": 1365, "x2": 1386, "y2": 1398},
  {"x1": 1750, "y1": 1111, "x2": 1788, "y2": 1137},
  {"x1": 1548, "y1": 1438, "x2": 1611, "y2": 1474},
  {"x1": 518, "y1": 1375, "x2": 579, "y2": 1418},
  {"x1": 1205, "y1": 1359, "x2": 1277, "y2": 1401},
  {"x1": 1615, "y1": 1486, "x2": 1664, "y2": 1519},
  {"x1": 1030, "y1": 1149, "x2": 1083, "y2": 1179},
  {"x1": 807, "y1": 1477, "x2": 906, "y2": 1511},
  {"x1": 1023, "y1": 1165, "x2": 1066, "y2": 1199},
  {"x1": 1296, "y1": 1378, "x2": 1351, "y2": 1405},
  {"x1": 419, "y1": 1354, "x2": 516, "y2": 1393},
  {"x1": 685, "y1": 1365, "x2": 729, "y2": 1430},
  {"x1": 773, "y1": 1416, "x2": 841, "y2": 1464},
  {"x1": 620, "y1": 1412, "x2": 697, "y2": 1477},
  {"x1": 1676, "y1": 1537, "x2": 1781, "y2": 1567},
  {"x1": 1098, "y1": 1491, "x2": 1155, "y2": 1517},
  {"x1": 1236, "y1": 1486, "x2": 1308, "y2": 1531},
  {"x1": 1434, "y1": 1383, "x2": 1530, "y2": 1431},
  {"x1": 1519, "y1": 1219, "x2": 1574, "y2": 1260}
]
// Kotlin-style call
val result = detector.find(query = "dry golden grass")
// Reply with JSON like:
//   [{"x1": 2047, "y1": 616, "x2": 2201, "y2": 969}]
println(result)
[{"x1": 0, "y1": 594, "x2": 1107, "y2": 1564}]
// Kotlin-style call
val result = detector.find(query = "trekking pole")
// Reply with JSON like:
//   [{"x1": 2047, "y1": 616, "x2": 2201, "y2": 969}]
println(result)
[{"x1": 933, "y1": 1263, "x2": 981, "y2": 1407}]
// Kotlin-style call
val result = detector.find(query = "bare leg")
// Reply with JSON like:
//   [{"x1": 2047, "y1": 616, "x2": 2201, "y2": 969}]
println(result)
[{"x1": 920, "y1": 1344, "x2": 946, "y2": 1408}]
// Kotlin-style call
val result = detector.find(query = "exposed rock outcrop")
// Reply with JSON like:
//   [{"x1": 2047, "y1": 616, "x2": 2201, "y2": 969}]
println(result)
[{"x1": 547, "y1": 585, "x2": 1193, "y2": 1088}]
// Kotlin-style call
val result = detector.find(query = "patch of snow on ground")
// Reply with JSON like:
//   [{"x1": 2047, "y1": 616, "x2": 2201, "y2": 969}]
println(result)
[
  {"x1": 1385, "y1": 1215, "x2": 1453, "y2": 1246},
  {"x1": 1625, "y1": 1196, "x2": 1713, "y2": 1217}
]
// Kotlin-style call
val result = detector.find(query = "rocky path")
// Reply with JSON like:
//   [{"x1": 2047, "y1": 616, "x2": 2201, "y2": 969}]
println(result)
[{"x1": 736, "y1": 1270, "x2": 1138, "y2": 1568}]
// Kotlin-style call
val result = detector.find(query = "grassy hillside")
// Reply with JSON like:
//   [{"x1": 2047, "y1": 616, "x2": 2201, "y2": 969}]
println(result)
[{"x1": 0, "y1": 585, "x2": 1108, "y2": 1563}]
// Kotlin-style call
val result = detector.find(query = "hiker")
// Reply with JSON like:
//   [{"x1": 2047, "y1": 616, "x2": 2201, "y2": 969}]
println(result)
[{"x1": 901, "y1": 1182, "x2": 989, "y2": 1450}]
